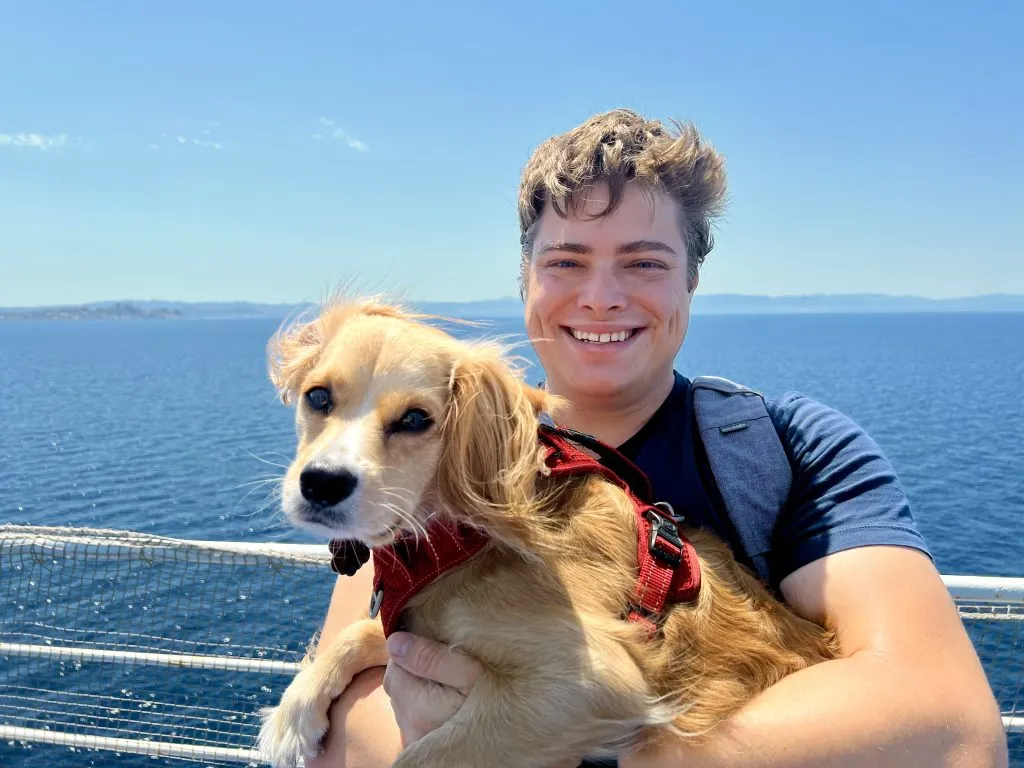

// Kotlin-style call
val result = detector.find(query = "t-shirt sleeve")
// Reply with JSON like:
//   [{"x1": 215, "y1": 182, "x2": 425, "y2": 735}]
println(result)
[{"x1": 766, "y1": 392, "x2": 932, "y2": 582}]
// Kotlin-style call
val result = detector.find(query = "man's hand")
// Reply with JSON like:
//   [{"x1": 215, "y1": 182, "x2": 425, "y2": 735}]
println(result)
[
  {"x1": 382, "y1": 631, "x2": 485, "y2": 746},
  {"x1": 382, "y1": 632, "x2": 586, "y2": 766}
]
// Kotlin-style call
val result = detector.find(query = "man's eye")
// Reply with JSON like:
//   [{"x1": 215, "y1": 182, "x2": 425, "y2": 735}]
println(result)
[
  {"x1": 305, "y1": 387, "x2": 332, "y2": 413},
  {"x1": 390, "y1": 408, "x2": 433, "y2": 434}
]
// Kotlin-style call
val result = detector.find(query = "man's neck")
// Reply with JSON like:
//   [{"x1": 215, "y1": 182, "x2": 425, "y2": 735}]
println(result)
[{"x1": 546, "y1": 371, "x2": 676, "y2": 448}]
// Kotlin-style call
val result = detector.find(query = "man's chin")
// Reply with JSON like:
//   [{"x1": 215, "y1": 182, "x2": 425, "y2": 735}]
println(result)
[{"x1": 567, "y1": 372, "x2": 638, "y2": 399}]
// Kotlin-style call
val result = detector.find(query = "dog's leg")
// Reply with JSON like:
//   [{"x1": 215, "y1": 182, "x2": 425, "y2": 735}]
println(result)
[{"x1": 258, "y1": 618, "x2": 388, "y2": 768}]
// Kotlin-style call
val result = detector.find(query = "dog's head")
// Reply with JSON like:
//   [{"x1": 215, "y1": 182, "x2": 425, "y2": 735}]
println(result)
[{"x1": 267, "y1": 297, "x2": 558, "y2": 548}]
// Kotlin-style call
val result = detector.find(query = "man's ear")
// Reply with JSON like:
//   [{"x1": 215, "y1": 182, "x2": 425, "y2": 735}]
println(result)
[{"x1": 435, "y1": 347, "x2": 545, "y2": 522}]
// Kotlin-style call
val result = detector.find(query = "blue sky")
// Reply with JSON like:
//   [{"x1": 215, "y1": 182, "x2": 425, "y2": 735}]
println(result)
[{"x1": 1, "y1": 1, "x2": 1021, "y2": 307}]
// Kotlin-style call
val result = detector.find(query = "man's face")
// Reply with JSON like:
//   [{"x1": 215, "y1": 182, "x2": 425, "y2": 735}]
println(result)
[{"x1": 523, "y1": 183, "x2": 695, "y2": 402}]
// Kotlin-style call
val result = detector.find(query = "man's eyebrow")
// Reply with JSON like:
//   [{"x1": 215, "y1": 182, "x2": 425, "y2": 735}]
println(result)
[
  {"x1": 616, "y1": 240, "x2": 678, "y2": 256},
  {"x1": 537, "y1": 240, "x2": 678, "y2": 256},
  {"x1": 537, "y1": 241, "x2": 591, "y2": 255}
]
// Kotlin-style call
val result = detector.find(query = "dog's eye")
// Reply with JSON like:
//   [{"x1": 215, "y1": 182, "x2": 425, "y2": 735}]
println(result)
[
  {"x1": 305, "y1": 387, "x2": 332, "y2": 414},
  {"x1": 391, "y1": 408, "x2": 433, "y2": 434}
]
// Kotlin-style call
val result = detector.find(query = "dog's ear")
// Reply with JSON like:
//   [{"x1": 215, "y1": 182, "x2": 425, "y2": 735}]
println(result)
[
  {"x1": 267, "y1": 315, "x2": 326, "y2": 405},
  {"x1": 436, "y1": 346, "x2": 552, "y2": 526},
  {"x1": 266, "y1": 297, "x2": 411, "y2": 405}
]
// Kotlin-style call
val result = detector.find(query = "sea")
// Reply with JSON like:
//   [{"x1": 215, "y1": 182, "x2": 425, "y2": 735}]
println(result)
[{"x1": 1, "y1": 312, "x2": 1022, "y2": 766}]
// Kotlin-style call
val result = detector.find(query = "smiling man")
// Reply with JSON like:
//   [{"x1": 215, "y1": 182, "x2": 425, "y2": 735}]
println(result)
[
  {"x1": 522, "y1": 181, "x2": 698, "y2": 449},
  {"x1": 305, "y1": 109, "x2": 1008, "y2": 767}
]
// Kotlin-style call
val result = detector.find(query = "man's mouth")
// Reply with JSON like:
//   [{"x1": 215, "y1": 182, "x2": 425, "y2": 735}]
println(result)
[{"x1": 565, "y1": 327, "x2": 642, "y2": 344}]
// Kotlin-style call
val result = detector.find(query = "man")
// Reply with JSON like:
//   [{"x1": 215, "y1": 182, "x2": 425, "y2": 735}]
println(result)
[{"x1": 306, "y1": 109, "x2": 1008, "y2": 766}]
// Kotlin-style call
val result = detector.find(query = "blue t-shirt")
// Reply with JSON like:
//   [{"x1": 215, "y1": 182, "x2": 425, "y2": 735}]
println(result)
[
  {"x1": 579, "y1": 372, "x2": 930, "y2": 766},
  {"x1": 617, "y1": 371, "x2": 930, "y2": 590}
]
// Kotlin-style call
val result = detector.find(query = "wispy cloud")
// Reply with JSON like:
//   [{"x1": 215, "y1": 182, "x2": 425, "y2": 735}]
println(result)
[
  {"x1": 313, "y1": 117, "x2": 369, "y2": 152},
  {"x1": 0, "y1": 133, "x2": 70, "y2": 151},
  {"x1": 337, "y1": 131, "x2": 369, "y2": 152},
  {"x1": 159, "y1": 132, "x2": 221, "y2": 151}
]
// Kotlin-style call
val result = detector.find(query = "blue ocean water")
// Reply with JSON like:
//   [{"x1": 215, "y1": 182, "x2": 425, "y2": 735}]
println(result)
[{"x1": 1, "y1": 313, "x2": 1022, "y2": 765}]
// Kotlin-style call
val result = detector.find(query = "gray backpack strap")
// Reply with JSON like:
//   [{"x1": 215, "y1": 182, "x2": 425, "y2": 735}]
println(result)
[{"x1": 691, "y1": 376, "x2": 792, "y2": 587}]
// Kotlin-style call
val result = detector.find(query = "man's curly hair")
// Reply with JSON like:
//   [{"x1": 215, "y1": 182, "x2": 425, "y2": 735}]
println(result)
[{"x1": 518, "y1": 108, "x2": 728, "y2": 294}]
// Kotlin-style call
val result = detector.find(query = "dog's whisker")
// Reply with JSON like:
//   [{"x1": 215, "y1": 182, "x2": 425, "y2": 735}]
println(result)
[
  {"x1": 238, "y1": 486, "x2": 285, "y2": 522},
  {"x1": 374, "y1": 495, "x2": 431, "y2": 550},
  {"x1": 379, "y1": 493, "x2": 413, "y2": 507},
  {"x1": 231, "y1": 476, "x2": 285, "y2": 491},
  {"x1": 232, "y1": 480, "x2": 283, "y2": 505},
  {"x1": 242, "y1": 449, "x2": 291, "y2": 471},
  {"x1": 231, "y1": 478, "x2": 284, "y2": 515},
  {"x1": 379, "y1": 485, "x2": 415, "y2": 500},
  {"x1": 374, "y1": 540, "x2": 415, "y2": 579},
  {"x1": 380, "y1": 501, "x2": 429, "y2": 545},
  {"x1": 380, "y1": 488, "x2": 417, "y2": 509}
]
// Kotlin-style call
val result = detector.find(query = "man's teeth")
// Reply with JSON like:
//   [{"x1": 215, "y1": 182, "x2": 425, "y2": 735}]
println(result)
[{"x1": 570, "y1": 328, "x2": 634, "y2": 343}]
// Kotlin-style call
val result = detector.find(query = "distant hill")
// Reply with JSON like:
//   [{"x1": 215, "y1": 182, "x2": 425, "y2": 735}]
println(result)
[
  {"x1": 2, "y1": 293, "x2": 1023, "y2": 321},
  {"x1": 691, "y1": 293, "x2": 1024, "y2": 315},
  {"x1": 0, "y1": 301, "x2": 185, "y2": 322}
]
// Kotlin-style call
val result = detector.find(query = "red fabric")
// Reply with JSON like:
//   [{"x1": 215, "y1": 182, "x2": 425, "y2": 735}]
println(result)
[
  {"x1": 371, "y1": 520, "x2": 489, "y2": 636},
  {"x1": 326, "y1": 427, "x2": 701, "y2": 639}
]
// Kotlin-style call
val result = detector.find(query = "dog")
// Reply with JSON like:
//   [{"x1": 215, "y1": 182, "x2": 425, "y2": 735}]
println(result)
[{"x1": 257, "y1": 297, "x2": 839, "y2": 768}]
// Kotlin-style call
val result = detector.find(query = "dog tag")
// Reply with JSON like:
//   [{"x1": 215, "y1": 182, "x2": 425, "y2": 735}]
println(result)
[{"x1": 368, "y1": 589, "x2": 384, "y2": 620}]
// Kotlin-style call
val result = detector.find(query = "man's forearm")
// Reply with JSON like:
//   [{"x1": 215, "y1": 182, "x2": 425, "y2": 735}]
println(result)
[
  {"x1": 304, "y1": 667, "x2": 404, "y2": 768},
  {"x1": 621, "y1": 653, "x2": 1007, "y2": 768}
]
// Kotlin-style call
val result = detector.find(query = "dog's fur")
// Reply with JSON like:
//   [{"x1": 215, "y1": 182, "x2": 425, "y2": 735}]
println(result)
[{"x1": 257, "y1": 297, "x2": 840, "y2": 768}]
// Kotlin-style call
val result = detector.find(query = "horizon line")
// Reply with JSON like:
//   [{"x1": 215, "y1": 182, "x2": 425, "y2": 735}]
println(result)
[{"x1": 5, "y1": 291, "x2": 1024, "y2": 310}]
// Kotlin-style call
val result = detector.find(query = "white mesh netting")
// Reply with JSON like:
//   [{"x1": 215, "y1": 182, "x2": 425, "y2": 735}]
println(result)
[{"x1": 2, "y1": 524, "x2": 1021, "y2": 766}]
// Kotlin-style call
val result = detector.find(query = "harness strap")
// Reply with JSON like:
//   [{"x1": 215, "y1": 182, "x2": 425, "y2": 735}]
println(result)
[
  {"x1": 539, "y1": 424, "x2": 702, "y2": 636},
  {"x1": 325, "y1": 424, "x2": 703, "y2": 640},
  {"x1": 691, "y1": 376, "x2": 792, "y2": 588}
]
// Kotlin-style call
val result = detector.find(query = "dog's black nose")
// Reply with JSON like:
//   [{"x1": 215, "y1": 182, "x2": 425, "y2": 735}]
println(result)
[{"x1": 299, "y1": 466, "x2": 359, "y2": 507}]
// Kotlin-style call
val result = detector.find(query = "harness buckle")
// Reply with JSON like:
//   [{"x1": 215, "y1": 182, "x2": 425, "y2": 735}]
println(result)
[{"x1": 643, "y1": 508, "x2": 683, "y2": 568}]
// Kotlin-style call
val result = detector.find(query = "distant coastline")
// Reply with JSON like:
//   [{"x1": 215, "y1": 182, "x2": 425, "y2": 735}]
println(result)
[
  {"x1": 2, "y1": 294, "x2": 1024, "y2": 322},
  {"x1": 0, "y1": 302, "x2": 186, "y2": 322}
]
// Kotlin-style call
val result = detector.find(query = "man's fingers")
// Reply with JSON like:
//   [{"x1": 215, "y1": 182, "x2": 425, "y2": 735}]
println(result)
[
  {"x1": 381, "y1": 658, "x2": 417, "y2": 703},
  {"x1": 382, "y1": 660, "x2": 465, "y2": 745},
  {"x1": 386, "y1": 632, "x2": 482, "y2": 693}
]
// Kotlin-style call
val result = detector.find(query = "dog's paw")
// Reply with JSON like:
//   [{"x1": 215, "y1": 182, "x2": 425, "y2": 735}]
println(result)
[{"x1": 256, "y1": 675, "x2": 332, "y2": 768}]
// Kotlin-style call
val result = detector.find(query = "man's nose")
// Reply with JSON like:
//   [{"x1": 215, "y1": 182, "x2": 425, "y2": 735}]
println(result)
[{"x1": 578, "y1": 268, "x2": 626, "y2": 313}]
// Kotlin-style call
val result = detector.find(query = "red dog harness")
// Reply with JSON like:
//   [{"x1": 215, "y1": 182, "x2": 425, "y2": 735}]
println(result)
[{"x1": 327, "y1": 425, "x2": 701, "y2": 638}]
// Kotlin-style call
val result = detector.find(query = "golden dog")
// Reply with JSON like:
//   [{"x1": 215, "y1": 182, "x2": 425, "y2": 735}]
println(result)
[{"x1": 257, "y1": 297, "x2": 839, "y2": 768}]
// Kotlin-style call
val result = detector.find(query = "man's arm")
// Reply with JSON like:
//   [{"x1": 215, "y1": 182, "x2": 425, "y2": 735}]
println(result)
[
  {"x1": 621, "y1": 545, "x2": 1007, "y2": 767},
  {"x1": 622, "y1": 391, "x2": 1007, "y2": 767},
  {"x1": 303, "y1": 565, "x2": 404, "y2": 768}
]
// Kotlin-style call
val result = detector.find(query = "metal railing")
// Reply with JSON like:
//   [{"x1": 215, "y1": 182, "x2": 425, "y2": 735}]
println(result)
[{"x1": 1, "y1": 526, "x2": 1020, "y2": 765}]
